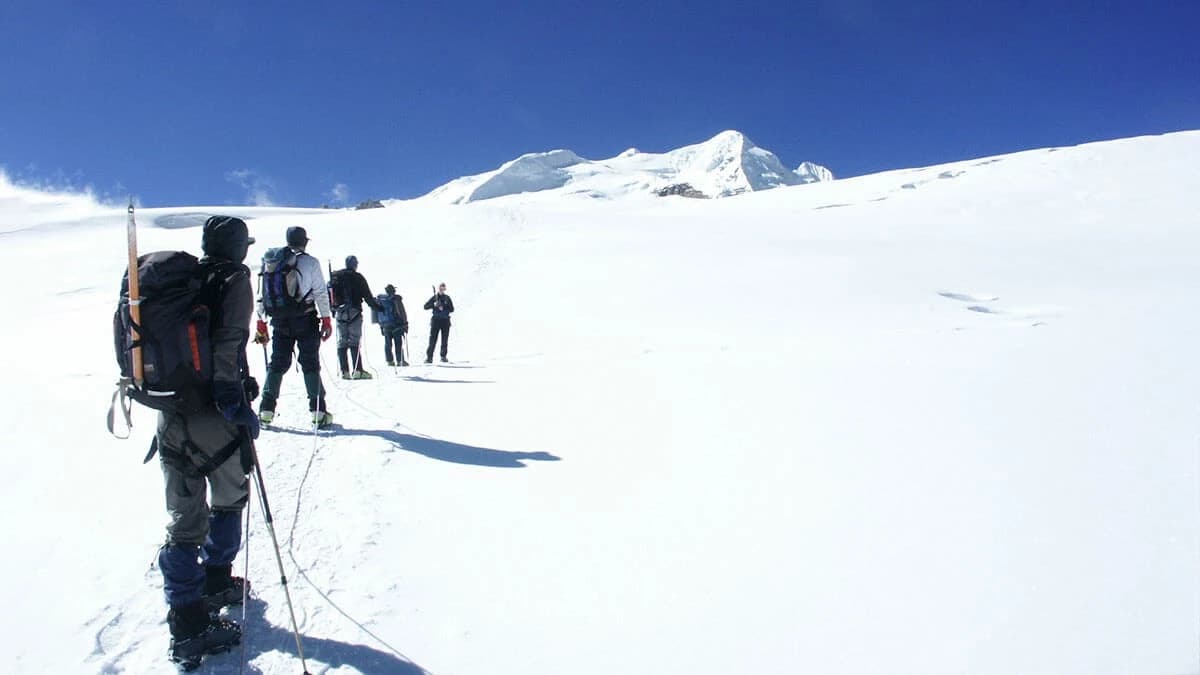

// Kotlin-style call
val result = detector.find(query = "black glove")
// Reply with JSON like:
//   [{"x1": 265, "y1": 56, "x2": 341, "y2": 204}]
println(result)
[
  {"x1": 214, "y1": 380, "x2": 260, "y2": 440},
  {"x1": 401, "y1": 323, "x2": 408, "y2": 334},
  {"x1": 243, "y1": 376, "x2": 259, "y2": 403}
]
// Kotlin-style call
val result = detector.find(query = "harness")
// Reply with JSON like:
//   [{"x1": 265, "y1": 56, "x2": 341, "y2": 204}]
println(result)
[{"x1": 145, "y1": 412, "x2": 249, "y2": 478}]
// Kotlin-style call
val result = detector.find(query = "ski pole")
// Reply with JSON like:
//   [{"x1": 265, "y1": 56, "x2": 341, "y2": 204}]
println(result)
[
  {"x1": 239, "y1": 488, "x2": 251, "y2": 674},
  {"x1": 242, "y1": 429, "x2": 313, "y2": 675},
  {"x1": 355, "y1": 309, "x2": 364, "y2": 374}
]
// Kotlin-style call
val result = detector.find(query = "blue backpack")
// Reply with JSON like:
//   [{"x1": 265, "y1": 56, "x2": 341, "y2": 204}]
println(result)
[
  {"x1": 372, "y1": 294, "x2": 398, "y2": 325},
  {"x1": 259, "y1": 247, "x2": 307, "y2": 316}
]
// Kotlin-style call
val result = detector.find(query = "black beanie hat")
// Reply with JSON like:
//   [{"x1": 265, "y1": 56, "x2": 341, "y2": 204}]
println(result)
[{"x1": 202, "y1": 216, "x2": 254, "y2": 263}]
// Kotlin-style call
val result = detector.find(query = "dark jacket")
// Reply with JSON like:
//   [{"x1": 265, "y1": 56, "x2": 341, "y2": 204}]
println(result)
[
  {"x1": 333, "y1": 269, "x2": 383, "y2": 313},
  {"x1": 208, "y1": 262, "x2": 254, "y2": 389},
  {"x1": 424, "y1": 293, "x2": 454, "y2": 322}
]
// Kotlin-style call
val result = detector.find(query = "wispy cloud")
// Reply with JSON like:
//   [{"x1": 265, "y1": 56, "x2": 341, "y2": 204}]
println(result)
[
  {"x1": 327, "y1": 182, "x2": 350, "y2": 205},
  {"x1": 225, "y1": 169, "x2": 276, "y2": 206}
]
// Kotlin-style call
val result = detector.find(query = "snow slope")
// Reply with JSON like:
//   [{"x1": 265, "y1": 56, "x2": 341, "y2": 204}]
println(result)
[
  {"x1": 420, "y1": 130, "x2": 831, "y2": 203},
  {"x1": 1, "y1": 131, "x2": 1198, "y2": 675}
]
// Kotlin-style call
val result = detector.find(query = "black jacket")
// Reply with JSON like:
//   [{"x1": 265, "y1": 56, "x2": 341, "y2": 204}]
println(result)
[
  {"x1": 333, "y1": 269, "x2": 383, "y2": 312},
  {"x1": 424, "y1": 293, "x2": 454, "y2": 322},
  {"x1": 385, "y1": 294, "x2": 408, "y2": 329}
]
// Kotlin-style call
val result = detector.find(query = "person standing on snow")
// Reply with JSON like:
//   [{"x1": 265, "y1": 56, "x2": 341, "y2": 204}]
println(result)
[
  {"x1": 374, "y1": 283, "x2": 409, "y2": 366},
  {"x1": 157, "y1": 216, "x2": 257, "y2": 667},
  {"x1": 330, "y1": 255, "x2": 384, "y2": 379},
  {"x1": 253, "y1": 226, "x2": 335, "y2": 428},
  {"x1": 423, "y1": 282, "x2": 455, "y2": 363}
]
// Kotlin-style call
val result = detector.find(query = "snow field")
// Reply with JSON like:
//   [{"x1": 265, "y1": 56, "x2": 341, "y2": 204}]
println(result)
[{"x1": 0, "y1": 130, "x2": 1196, "y2": 673}]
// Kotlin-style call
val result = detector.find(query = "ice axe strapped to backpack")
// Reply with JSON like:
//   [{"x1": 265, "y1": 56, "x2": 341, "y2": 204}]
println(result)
[{"x1": 106, "y1": 206, "x2": 242, "y2": 438}]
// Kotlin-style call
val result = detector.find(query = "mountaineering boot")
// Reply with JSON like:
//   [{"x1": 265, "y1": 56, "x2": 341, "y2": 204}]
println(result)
[
  {"x1": 386, "y1": 360, "x2": 396, "y2": 367},
  {"x1": 167, "y1": 601, "x2": 241, "y2": 671},
  {"x1": 351, "y1": 370, "x2": 373, "y2": 380},
  {"x1": 202, "y1": 564, "x2": 250, "y2": 611},
  {"x1": 341, "y1": 371, "x2": 352, "y2": 380},
  {"x1": 312, "y1": 410, "x2": 334, "y2": 429},
  {"x1": 424, "y1": 358, "x2": 432, "y2": 364},
  {"x1": 258, "y1": 409, "x2": 274, "y2": 425},
  {"x1": 440, "y1": 356, "x2": 449, "y2": 363}
]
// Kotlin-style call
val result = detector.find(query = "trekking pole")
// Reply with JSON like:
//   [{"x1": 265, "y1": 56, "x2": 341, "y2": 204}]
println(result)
[
  {"x1": 242, "y1": 430, "x2": 313, "y2": 675},
  {"x1": 357, "y1": 311, "x2": 374, "y2": 377},
  {"x1": 239, "y1": 490, "x2": 252, "y2": 674}
]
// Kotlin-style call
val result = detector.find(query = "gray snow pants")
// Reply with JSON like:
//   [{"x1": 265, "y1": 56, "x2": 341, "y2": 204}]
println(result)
[
  {"x1": 157, "y1": 409, "x2": 250, "y2": 546},
  {"x1": 336, "y1": 308, "x2": 364, "y2": 350}
]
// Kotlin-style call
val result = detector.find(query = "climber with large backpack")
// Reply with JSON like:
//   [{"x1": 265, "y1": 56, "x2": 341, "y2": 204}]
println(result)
[
  {"x1": 253, "y1": 226, "x2": 334, "y2": 428},
  {"x1": 371, "y1": 283, "x2": 409, "y2": 367},
  {"x1": 329, "y1": 255, "x2": 384, "y2": 379},
  {"x1": 112, "y1": 214, "x2": 259, "y2": 669}
]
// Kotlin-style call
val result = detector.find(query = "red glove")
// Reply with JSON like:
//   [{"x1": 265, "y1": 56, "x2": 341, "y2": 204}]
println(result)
[
  {"x1": 253, "y1": 320, "x2": 269, "y2": 345},
  {"x1": 320, "y1": 316, "x2": 333, "y2": 341}
]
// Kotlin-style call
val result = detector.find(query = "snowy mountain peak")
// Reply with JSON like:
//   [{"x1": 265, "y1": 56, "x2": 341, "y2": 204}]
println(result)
[
  {"x1": 795, "y1": 161, "x2": 835, "y2": 184},
  {"x1": 422, "y1": 149, "x2": 586, "y2": 205},
  {"x1": 421, "y1": 130, "x2": 831, "y2": 203},
  {"x1": 666, "y1": 130, "x2": 805, "y2": 197},
  {"x1": 701, "y1": 129, "x2": 751, "y2": 149}
]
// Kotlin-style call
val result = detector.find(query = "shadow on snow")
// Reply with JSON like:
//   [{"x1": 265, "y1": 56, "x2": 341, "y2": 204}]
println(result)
[
  {"x1": 400, "y1": 376, "x2": 497, "y2": 384},
  {"x1": 197, "y1": 595, "x2": 428, "y2": 675},
  {"x1": 268, "y1": 425, "x2": 560, "y2": 468}
]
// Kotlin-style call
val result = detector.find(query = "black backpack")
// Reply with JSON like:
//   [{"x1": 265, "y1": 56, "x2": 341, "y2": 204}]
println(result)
[
  {"x1": 259, "y1": 247, "x2": 307, "y2": 316},
  {"x1": 329, "y1": 269, "x2": 351, "y2": 310},
  {"x1": 110, "y1": 252, "x2": 233, "y2": 424}
]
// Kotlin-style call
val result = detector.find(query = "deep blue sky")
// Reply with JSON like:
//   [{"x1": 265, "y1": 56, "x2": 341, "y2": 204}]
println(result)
[{"x1": 0, "y1": 0, "x2": 1196, "y2": 206}]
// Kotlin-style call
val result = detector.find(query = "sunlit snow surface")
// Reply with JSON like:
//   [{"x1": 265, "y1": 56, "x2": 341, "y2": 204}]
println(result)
[{"x1": 0, "y1": 131, "x2": 1197, "y2": 674}]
